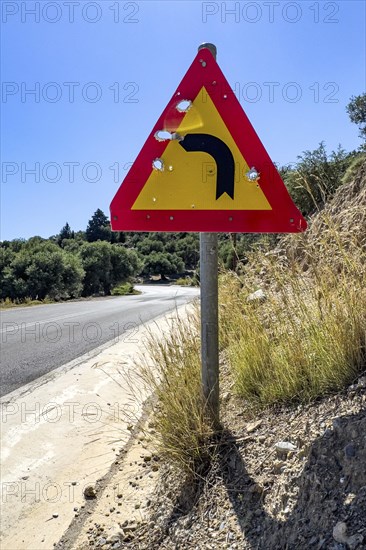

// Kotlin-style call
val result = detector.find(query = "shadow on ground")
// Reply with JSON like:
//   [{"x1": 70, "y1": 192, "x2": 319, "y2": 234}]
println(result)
[{"x1": 158, "y1": 408, "x2": 365, "y2": 549}]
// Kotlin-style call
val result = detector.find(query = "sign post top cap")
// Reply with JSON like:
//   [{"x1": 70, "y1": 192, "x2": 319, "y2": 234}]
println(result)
[{"x1": 198, "y1": 43, "x2": 217, "y2": 58}]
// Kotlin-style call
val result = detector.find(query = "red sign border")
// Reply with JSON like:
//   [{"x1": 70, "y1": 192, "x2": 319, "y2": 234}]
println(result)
[{"x1": 110, "y1": 48, "x2": 307, "y2": 233}]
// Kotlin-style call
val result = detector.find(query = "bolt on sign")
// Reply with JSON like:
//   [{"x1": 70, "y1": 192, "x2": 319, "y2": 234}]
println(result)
[{"x1": 110, "y1": 47, "x2": 307, "y2": 232}]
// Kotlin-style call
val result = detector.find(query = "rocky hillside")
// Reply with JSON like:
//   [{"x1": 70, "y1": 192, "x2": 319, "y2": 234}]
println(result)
[
  {"x1": 62, "y1": 369, "x2": 365, "y2": 550},
  {"x1": 132, "y1": 373, "x2": 365, "y2": 550}
]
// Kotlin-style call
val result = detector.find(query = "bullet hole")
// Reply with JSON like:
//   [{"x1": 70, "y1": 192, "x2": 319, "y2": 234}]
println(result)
[
  {"x1": 152, "y1": 158, "x2": 164, "y2": 171},
  {"x1": 176, "y1": 99, "x2": 192, "y2": 112}
]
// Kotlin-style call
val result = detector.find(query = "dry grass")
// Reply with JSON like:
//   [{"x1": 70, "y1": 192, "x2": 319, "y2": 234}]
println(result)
[
  {"x1": 221, "y1": 161, "x2": 366, "y2": 405},
  {"x1": 0, "y1": 296, "x2": 54, "y2": 309},
  {"x1": 137, "y1": 161, "x2": 366, "y2": 471},
  {"x1": 138, "y1": 309, "x2": 214, "y2": 475},
  {"x1": 220, "y1": 246, "x2": 365, "y2": 406}
]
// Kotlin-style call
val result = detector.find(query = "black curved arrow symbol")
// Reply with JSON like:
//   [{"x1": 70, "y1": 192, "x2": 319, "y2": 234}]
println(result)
[{"x1": 179, "y1": 133, "x2": 235, "y2": 200}]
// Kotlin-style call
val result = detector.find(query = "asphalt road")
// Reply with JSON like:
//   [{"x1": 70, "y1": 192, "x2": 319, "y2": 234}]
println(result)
[{"x1": 0, "y1": 285, "x2": 199, "y2": 397}]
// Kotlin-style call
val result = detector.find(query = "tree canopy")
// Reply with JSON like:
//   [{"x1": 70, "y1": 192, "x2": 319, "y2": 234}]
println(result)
[
  {"x1": 86, "y1": 209, "x2": 113, "y2": 242},
  {"x1": 347, "y1": 93, "x2": 366, "y2": 141}
]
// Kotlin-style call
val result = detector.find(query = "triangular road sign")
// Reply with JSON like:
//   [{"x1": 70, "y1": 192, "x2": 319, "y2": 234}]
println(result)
[{"x1": 110, "y1": 47, "x2": 307, "y2": 233}]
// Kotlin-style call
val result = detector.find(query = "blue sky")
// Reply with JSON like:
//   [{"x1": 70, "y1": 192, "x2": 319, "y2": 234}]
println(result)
[{"x1": 1, "y1": 0, "x2": 365, "y2": 240}]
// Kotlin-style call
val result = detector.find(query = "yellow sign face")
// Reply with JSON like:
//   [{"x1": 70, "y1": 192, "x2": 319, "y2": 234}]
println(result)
[{"x1": 132, "y1": 87, "x2": 272, "y2": 211}]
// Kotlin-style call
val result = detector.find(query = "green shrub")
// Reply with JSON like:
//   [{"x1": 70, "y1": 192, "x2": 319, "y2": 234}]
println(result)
[
  {"x1": 173, "y1": 276, "x2": 199, "y2": 287},
  {"x1": 283, "y1": 143, "x2": 352, "y2": 217},
  {"x1": 111, "y1": 282, "x2": 139, "y2": 296}
]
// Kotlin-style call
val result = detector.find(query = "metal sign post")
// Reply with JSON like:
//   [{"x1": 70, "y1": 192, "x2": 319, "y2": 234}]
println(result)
[
  {"x1": 198, "y1": 43, "x2": 220, "y2": 429},
  {"x1": 200, "y1": 231, "x2": 219, "y2": 428}
]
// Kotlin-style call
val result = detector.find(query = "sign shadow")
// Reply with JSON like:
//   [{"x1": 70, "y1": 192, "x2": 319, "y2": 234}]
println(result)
[{"x1": 159, "y1": 407, "x2": 365, "y2": 549}]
